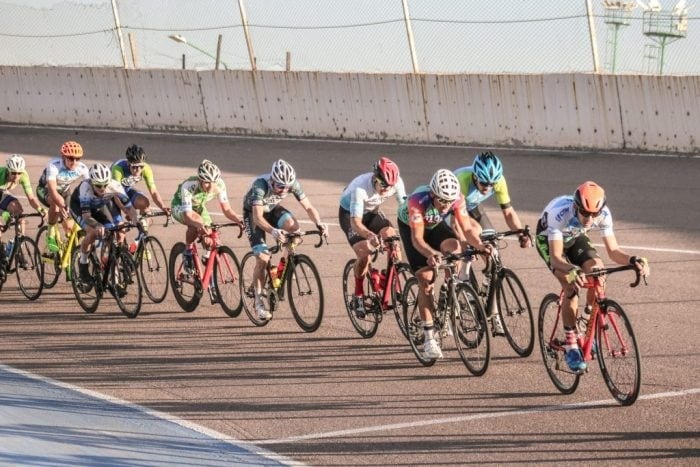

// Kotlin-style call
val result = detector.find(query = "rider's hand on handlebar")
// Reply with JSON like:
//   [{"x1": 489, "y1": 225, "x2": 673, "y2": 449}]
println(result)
[
  {"x1": 630, "y1": 256, "x2": 650, "y2": 277},
  {"x1": 368, "y1": 233, "x2": 380, "y2": 248},
  {"x1": 317, "y1": 223, "x2": 329, "y2": 238},
  {"x1": 271, "y1": 228, "x2": 287, "y2": 242},
  {"x1": 565, "y1": 266, "x2": 586, "y2": 288},
  {"x1": 427, "y1": 253, "x2": 442, "y2": 268},
  {"x1": 519, "y1": 233, "x2": 532, "y2": 248}
]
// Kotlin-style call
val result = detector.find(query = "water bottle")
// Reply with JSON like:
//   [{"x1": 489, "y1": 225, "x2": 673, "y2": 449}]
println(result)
[
  {"x1": 370, "y1": 268, "x2": 381, "y2": 291},
  {"x1": 437, "y1": 284, "x2": 448, "y2": 310},
  {"x1": 5, "y1": 240, "x2": 14, "y2": 258},
  {"x1": 182, "y1": 248, "x2": 193, "y2": 270},
  {"x1": 277, "y1": 257, "x2": 286, "y2": 278},
  {"x1": 128, "y1": 240, "x2": 139, "y2": 255},
  {"x1": 379, "y1": 269, "x2": 387, "y2": 292},
  {"x1": 269, "y1": 262, "x2": 281, "y2": 289},
  {"x1": 481, "y1": 275, "x2": 491, "y2": 297}
]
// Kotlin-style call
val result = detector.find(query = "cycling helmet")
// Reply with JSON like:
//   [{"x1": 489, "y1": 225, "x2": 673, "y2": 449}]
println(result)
[
  {"x1": 270, "y1": 159, "x2": 296, "y2": 186},
  {"x1": 472, "y1": 151, "x2": 503, "y2": 184},
  {"x1": 430, "y1": 169, "x2": 460, "y2": 202},
  {"x1": 573, "y1": 181, "x2": 606, "y2": 213},
  {"x1": 373, "y1": 156, "x2": 400, "y2": 187},
  {"x1": 198, "y1": 159, "x2": 221, "y2": 182},
  {"x1": 60, "y1": 141, "x2": 83, "y2": 158},
  {"x1": 125, "y1": 144, "x2": 146, "y2": 164},
  {"x1": 6, "y1": 154, "x2": 26, "y2": 172},
  {"x1": 89, "y1": 163, "x2": 111, "y2": 185}
]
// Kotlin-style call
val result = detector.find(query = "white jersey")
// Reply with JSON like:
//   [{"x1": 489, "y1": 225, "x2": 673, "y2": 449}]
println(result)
[
  {"x1": 537, "y1": 195, "x2": 613, "y2": 247},
  {"x1": 40, "y1": 157, "x2": 89, "y2": 193},
  {"x1": 339, "y1": 172, "x2": 407, "y2": 218}
]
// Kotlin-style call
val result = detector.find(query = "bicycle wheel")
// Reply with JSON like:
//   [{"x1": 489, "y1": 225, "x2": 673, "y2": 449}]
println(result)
[
  {"x1": 168, "y1": 242, "x2": 202, "y2": 312},
  {"x1": 70, "y1": 249, "x2": 101, "y2": 314},
  {"x1": 342, "y1": 259, "x2": 380, "y2": 338},
  {"x1": 111, "y1": 246, "x2": 142, "y2": 318},
  {"x1": 287, "y1": 254, "x2": 323, "y2": 332},
  {"x1": 596, "y1": 299, "x2": 641, "y2": 406},
  {"x1": 495, "y1": 268, "x2": 534, "y2": 357},
  {"x1": 453, "y1": 282, "x2": 490, "y2": 376},
  {"x1": 239, "y1": 252, "x2": 270, "y2": 327},
  {"x1": 538, "y1": 293, "x2": 580, "y2": 394},
  {"x1": 213, "y1": 245, "x2": 242, "y2": 318},
  {"x1": 14, "y1": 236, "x2": 43, "y2": 300},
  {"x1": 139, "y1": 236, "x2": 169, "y2": 303},
  {"x1": 391, "y1": 262, "x2": 412, "y2": 339},
  {"x1": 36, "y1": 225, "x2": 61, "y2": 289},
  {"x1": 402, "y1": 277, "x2": 437, "y2": 367}
]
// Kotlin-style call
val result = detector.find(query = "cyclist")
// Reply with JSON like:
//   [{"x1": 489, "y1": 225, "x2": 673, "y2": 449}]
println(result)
[
  {"x1": 453, "y1": 150, "x2": 530, "y2": 334},
  {"x1": 339, "y1": 156, "x2": 407, "y2": 318},
  {"x1": 0, "y1": 155, "x2": 46, "y2": 240},
  {"x1": 111, "y1": 144, "x2": 171, "y2": 217},
  {"x1": 69, "y1": 163, "x2": 138, "y2": 282},
  {"x1": 535, "y1": 181, "x2": 650, "y2": 372},
  {"x1": 36, "y1": 141, "x2": 89, "y2": 254},
  {"x1": 171, "y1": 159, "x2": 242, "y2": 271},
  {"x1": 397, "y1": 169, "x2": 490, "y2": 359},
  {"x1": 242, "y1": 159, "x2": 329, "y2": 321}
]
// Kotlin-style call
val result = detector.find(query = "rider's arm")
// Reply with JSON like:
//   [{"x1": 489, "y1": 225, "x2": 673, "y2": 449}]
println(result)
[
  {"x1": 252, "y1": 204, "x2": 275, "y2": 234},
  {"x1": 220, "y1": 201, "x2": 242, "y2": 224},
  {"x1": 601, "y1": 233, "x2": 633, "y2": 266},
  {"x1": 348, "y1": 187, "x2": 374, "y2": 239},
  {"x1": 501, "y1": 206, "x2": 523, "y2": 231},
  {"x1": 141, "y1": 165, "x2": 169, "y2": 212},
  {"x1": 547, "y1": 238, "x2": 573, "y2": 274},
  {"x1": 299, "y1": 197, "x2": 323, "y2": 227},
  {"x1": 410, "y1": 221, "x2": 439, "y2": 260},
  {"x1": 19, "y1": 173, "x2": 45, "y2": 214}
]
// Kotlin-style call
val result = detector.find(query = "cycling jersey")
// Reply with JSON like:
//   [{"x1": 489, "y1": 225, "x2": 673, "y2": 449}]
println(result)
[
  {"x1": 0, "y1": 167, "x2": 33, "y2": 197},
  {"x1": 398, "y1": 185, "x2": 469, "y2": 230},
  {"x1": 453, "y1": 166, "x2": 510, "y2": 211},
  {"x1": 38, "y1": 157, "x2": 89, "y2": 194},
  {"x1": 172, "y1": 176, "x2": 228, "y2": 213},
  {"x1": 339, "y1": 172, "x2": 406, "y2": 217},
  {"x1": 242, "y1": 175, "x2": 304, "y2": 213},
  {"x1": 71, "y1": 179, "x2": 131, "y2": 214},
  {"x1": 536, "y1": 195, "x2": 613, "y2": 247},
  {"x1": 111, "y1": 159, "x2": 157, "y2": 191}
]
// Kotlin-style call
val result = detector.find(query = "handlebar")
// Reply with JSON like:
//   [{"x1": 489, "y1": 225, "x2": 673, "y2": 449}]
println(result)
[
  {"x1": 584, "y1": 263, "x2": 647, "y2": 288},
  {"x1": 427, "y1": 250, "x2": 476, "y2": 285},
  {"x1": 0, "y1": 212, "x2": 45, "y2": 233},
  {"x1": 139, "y1": 210, "x2": 171, "y2": 228},
  {"x1": 206, "y1": 222, "x2": 244, "y2": 239},
  {"x1": 369, "y1": 235, "x2": 401, "y2": 259},
  {"x1": 283, "y1": 230, "x2": 327, "y2": 248},
  {"x1": 480, "y1": 225, "x2": 532, "y2": 245}
]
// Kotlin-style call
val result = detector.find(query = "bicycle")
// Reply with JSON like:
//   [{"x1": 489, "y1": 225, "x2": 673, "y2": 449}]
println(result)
[
  {"x1": 71, "y1": 222, "x2": 142, "y2": 318},
  {"x1": 129, "y1": 211, "x2": 170, "y2": 303},
  {"x1": 0, "y1": 212, "x2": 44, "y2": 300},
  {"x1": 168, "y1": 222, "x2": 243, "y2": 316},
  {"x1": 239, "y1": 230, "x2": 326, "y2": 332},
  {"x1": 462, "y1": 227, "x2": 535, "y2": 357},
  {"x1": 36, "y1": 216, "x2": 83, "y2": 288},
  {"x1": 538, "y1": 264, "x2": 645, "y2": 406},
  {"x1": 341, "y1": 235, "x2": 413, "y2": 338},
  {"x1": 403, "y1": 249, "x2": 490, "y2": 376}
]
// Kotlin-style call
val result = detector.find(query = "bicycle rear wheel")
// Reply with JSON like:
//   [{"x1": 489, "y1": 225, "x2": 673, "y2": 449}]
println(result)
[
  {"x1": 111, "y1": 246, "x2": 142, "y2": 318},
  {"x1": 596, "y1": 299, "x2": 641, "y2": 406},
  {"x1": 70, "y1": 249, "x2": 101, "y2": 314},
  {"x1": 139, "y1": 236, "x2": 169, "y2": 303},
  {"x1": 342, "y1": 259, "x2": 380, "y2": 338},
  {"x1": 168, "y1": 242, "x2": 202, "y2": 312},
  {"x1": 36, "y1": 225, "x2": 61, "y2": 289},
  {"x1": 239, "y1": 252, "x2": 271, "y2": 327},
  {"x1": 214, "y1": 245, "x2": 242, "y2": 318},
  {"x1": 391, "y1": 262, "x2": 412, "y2": 339},
  {"x1": 496, "y1": 268, "x2": 534, "y2": 357},
  {"x1": 14, "y1": 236, "x2": 43, "y2": 300},
  {"x1": 287, "y1": 254, "x2": 323, "y2": 332},
  {"x1": 538, "y1": 293, "x2": 580, "y2": 394},
  {"x1": 402, "y1": 277, "x2": 436, "y2": 367},
  {"x1": 453, "y1": 282, "x2": 490, "y2": 376}
]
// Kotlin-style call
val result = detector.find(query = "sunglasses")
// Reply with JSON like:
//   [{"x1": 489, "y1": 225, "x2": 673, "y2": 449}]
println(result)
[
  {"x1": 375, "y1": 177, "x2": 391, "y2": 189},
  {"x1": 10, "y1": 171, "x2": 23, "y2": 176},
  {"x1": 578, "y1": 208, "x2": 601, "y2": 218},
  {"x1": 64, "y1": 156, "x2": 80, "y2": 162},
  {"x1": 93, "y1": 183, "x2": 108, "y2": 189},
  {"x1": 435, "y1": 196, "x2": 453, "y2": 206},
  {"x1": 130, "y1": 164, "x2": 145, "y2": 170},
  {"x1": 477, "y1": 179, "x2": 494, "y2": 188},
  {"x1": 272, "y1": 181, "x2": 291, "y2": 191}
]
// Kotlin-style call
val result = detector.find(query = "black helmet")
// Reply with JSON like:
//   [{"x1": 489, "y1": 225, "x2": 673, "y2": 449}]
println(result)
[{"x1": 125, "y1": 144, "x2": 146, "y2": 164}]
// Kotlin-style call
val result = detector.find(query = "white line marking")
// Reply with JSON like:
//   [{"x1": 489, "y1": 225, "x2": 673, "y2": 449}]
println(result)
[
  {"x1": 592, "y1": 243, "x2": 700, "y2": 255},
  {"x1": 256, "y1": 388, "x2": 700, "y2": 445}
]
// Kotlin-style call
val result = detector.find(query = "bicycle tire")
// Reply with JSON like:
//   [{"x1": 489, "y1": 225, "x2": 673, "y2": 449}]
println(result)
[
  {"x1": 342, "y1": 259, "x2": 380, "y2": 338},
  {"x1": 239, "y1": 252, "x2": 271, "y2": 327},
  {"x1": 496, "y1": 268, "x2": 534, "y2": 357},
  {"x1": 36, "y1": 225, "x2": 61, "y2": 289},
  {"x1": 453, "y1": 282, "x2": 491, "y2": 376},
  {"x1": 139, "y1": 235, "x2": 169, "y2": 303},
  {"x1": 391, "y1": 262, "x2": 412, "y2": 339},
  {"x1": 287, "y1": 254, "x2": 324, "y2": 332},
  {"x1": 402, "y1": 277, "x2": 437, "y2": 367},
  {"x1": 14, "y1": 236, "x2": 44, "y2": 300},
  {"x1": 596, "y1": 299, "x2": 641, "y2": 406},
  {"x1": 112, "y1": 246, "x2": 142, "y2": 318},
  {"x1": 168, "y1": 242, "x2": 202, "y2": 312},
  {"x1": 538, "y1": 293, "x2": 580, "y2": 394},
  {"x1": 214, "y1": 245, "x2": 243, "y2": 318},
  {"x1": 70, "y1": 248, "x2": 101, "y2": 314}
]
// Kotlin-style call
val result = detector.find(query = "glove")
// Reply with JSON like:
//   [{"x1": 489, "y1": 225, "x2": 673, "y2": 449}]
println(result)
[
  {"x1": 630, "y1": 256, "x2": 650, "y2": 275},
  {"x1": 565, "y1": 267, "x2": 582, "y2": 284},
  {"x1": 317, "y1": 223, "x2": 329, "y2": 237},
  {"x1": 271, "y1": 228, "x2": 286, "y2": 241}
]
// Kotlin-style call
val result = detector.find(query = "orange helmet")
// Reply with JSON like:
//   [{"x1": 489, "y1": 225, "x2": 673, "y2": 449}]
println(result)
[
  {"x1": 60, "y1": 141, "x2": 83, "y2": 158},
  {"x1": 574, "y1": 181, "x2": 606, "y2": 213}
]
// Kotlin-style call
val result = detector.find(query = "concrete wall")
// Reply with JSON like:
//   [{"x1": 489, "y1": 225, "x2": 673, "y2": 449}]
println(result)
[{"x1": 1, "y1": 66, "x2": 697, "y2": 153}]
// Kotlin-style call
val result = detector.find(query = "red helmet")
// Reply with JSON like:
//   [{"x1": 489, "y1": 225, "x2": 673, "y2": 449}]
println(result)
[
  {"x1": 574, "y1": 181, "x2": 606, "y2": 213},
  {"x1": 373, "y1": 156, "x2": 400, "y2": 187},
  {"x1": 60, "y1": 141, "x2": 83, "y2": 158}
]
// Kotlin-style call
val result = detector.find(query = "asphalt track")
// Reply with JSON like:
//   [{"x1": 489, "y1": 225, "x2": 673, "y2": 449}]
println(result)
[{"x1": 0, "y1": 125, "x2": 698, "y2": 466}]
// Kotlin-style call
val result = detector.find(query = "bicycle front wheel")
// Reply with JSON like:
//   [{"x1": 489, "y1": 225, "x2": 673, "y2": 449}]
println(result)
[
  {"x1": 239, "y1": 252, "x2": 271, "y2": 327},
  {"x1": 287, "y1": 254, "x2": 323, "y2": 332},
  {"x1": 538, "y1": 293, "x2": 580, "y2": 394},
  {"x1": 596, "y1": 299, "x2": 641, "y2": 406},
  {"x1": 70, "y1": 249, "x2": 101, "y2": 314},
  {"x1": 139, "y1": 236, "x2": 169, "y2": 303},
  {"x1": 391, "y1": 262, "x2": 412, "y2": 339},
  {"x1": 112, "y1": 246, "x2": 142, "y2": 318},
  {"x1": 402, "y1": 277, "x2": 436, "y2": 367},
  {"x1": 496, "y1": 268, "x2": 534, "y2": 357},
  {"x1": 342, "y1": 259, "x2": 380, "y2": 338},
  {"x1": 36, "y1": 225, "x2": 61, "y2": 289},
  {"x1": 453, "y1": 282, "x2": 490, "y2": 376},
  {"x1": 214, "y1": 245, "x2": 242, "y2": 318},
  {"x1": 14, "y1": 236, "x2": 43, "y2": 300},
  {"x1": 168, "y1": 242, "x2": 202, "y2": 312}
]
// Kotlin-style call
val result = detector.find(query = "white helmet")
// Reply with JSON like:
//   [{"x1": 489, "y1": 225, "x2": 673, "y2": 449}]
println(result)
[
  {"x1": 198, "y1": 159, "x2": 221, "y2": 182},
  {"x1": 430, "y1": 169, "x2": 460, "y2": 201},
  {"x1": 6, "y1": 154, "x2": 25, "y2": 172},
  {"x1": 270, "y1": 159, "x2": 296, "y2": 186},
  {"x1": 89, "y1": 163, "x2": 111, "y2": 185}
]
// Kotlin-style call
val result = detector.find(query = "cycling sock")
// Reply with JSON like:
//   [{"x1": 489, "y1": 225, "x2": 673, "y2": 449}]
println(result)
[
  {"x1": 564, "y1": 327, "x2": 578, "y2": 350},
  {"x1": 354, "y1": 275, "x2": 364, "y2": 296},
  {"x1": 423, "y1": 321, "x2": 435, "y2": 340}
]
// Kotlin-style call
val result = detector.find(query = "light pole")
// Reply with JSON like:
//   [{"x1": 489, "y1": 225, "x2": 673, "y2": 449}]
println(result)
[{"x1": 168, "y1": 34, "x2": 229, "y2": 70}]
